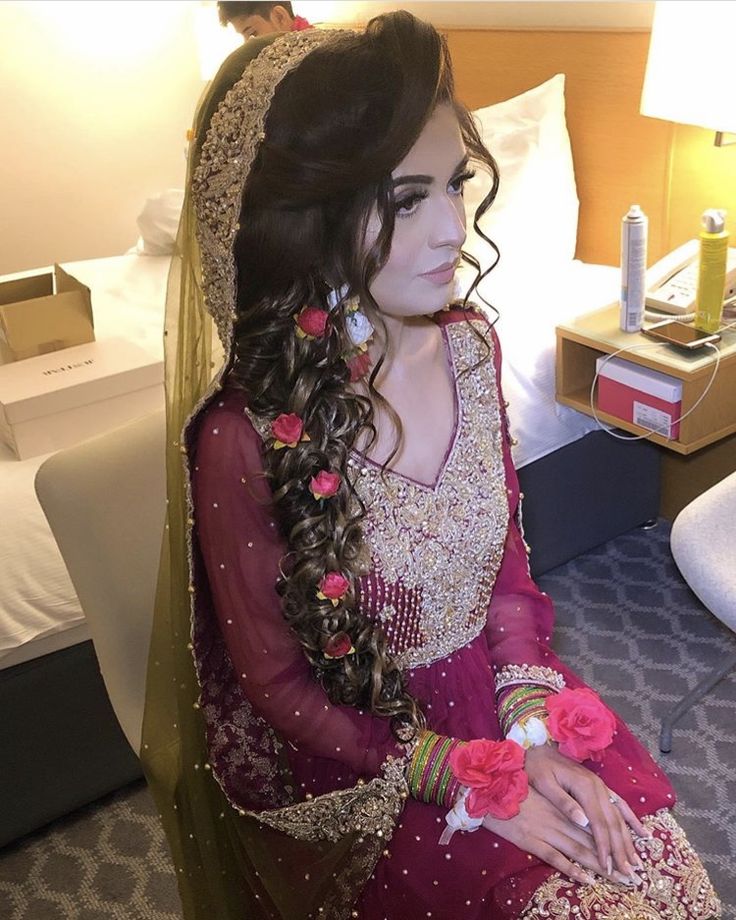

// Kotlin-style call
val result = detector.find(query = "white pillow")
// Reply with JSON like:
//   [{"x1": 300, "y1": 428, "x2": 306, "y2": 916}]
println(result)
[
  {"x1": 462, "y1": 74, "x2": 579, "y2": 279},
  {"x1": 135, "y1": 188, "x2": 185, "y2": 256}
]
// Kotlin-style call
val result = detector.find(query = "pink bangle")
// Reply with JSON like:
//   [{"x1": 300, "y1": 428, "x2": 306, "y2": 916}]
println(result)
[{"x1": 407, "y1": 730, "x2": 464, "y2": 808}]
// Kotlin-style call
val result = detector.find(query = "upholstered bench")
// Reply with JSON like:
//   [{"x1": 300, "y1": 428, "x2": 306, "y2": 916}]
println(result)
[{"x1": 660, "y1": 470, "x2": 736, "y2": 752}]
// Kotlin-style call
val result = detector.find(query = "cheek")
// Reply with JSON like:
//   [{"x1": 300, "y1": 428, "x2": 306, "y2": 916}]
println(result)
[
  {"x1": 456, "y1": 197, "x2": 468, "y2": 236},
  {"x1": 380, "y1": 225, "x2": 422, "y2": 280}
]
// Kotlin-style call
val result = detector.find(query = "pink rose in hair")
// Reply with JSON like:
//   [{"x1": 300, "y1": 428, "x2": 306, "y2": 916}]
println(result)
[
  {"x1": 545, "y1": 687, "x2": 616, "y2": 763},
  {"x1": 317, "y1": 572, "x2": 350, "y2": 606},
  {"x1": 309, "y1": 470, "x2": 341, "y2": 500},
  {"x1": 294, "y1": 307, "x2": 329, "y2": 340},
  {"x1": 347, "y1": 350, "x2": 372, "y2": 382},
  {"x1": 271, "y1": 413, "x2": 309, "y2": 449},
  {"x1": 450, "y1": 739, "x2": 528, "y2": 820},
  {"x1": 323, "y1": 632, "x2": 355, "y2": 659}
]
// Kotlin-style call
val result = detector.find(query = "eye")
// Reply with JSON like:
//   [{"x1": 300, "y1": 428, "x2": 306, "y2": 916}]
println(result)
[
  {"x1": 394, "y1": 190, "x2": 429, "y2": 218},
  {"x1": 449, "y1": 169, "x2": 476, "y2": 196}
]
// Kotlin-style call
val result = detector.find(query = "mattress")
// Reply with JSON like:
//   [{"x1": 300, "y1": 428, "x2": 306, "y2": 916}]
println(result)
[
  {"x1": 0, "y1": 254, "x2": 170, "y2": 669},
  {"x1": 0, "y1": 253, "x2": 619, "y2": 668}
]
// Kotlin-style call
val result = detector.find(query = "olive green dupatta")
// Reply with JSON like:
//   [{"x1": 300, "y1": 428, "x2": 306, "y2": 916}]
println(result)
[{"x1": 141, "y1": 32, "x2": 408, "y2": 920}]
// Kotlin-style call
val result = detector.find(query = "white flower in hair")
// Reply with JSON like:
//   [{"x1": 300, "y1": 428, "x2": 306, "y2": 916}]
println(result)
[
  {"x1": 345, "y1": 308, "x2": 374, "y2": 348},
  {"x1": 326, "y1": 283, "x2": 349, "y2": 312}
]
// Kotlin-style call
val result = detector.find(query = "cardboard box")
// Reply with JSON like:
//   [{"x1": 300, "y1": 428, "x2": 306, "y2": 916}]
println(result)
[
  {"x1": 0, "y1": 264, "x2": 94, "y2": 364},
  {"x1": 0, "y1": 337, "x2": 163, "y2": 459},
  {"x1": 596, "y1": 355, "x2": 683, "y2": 440}
]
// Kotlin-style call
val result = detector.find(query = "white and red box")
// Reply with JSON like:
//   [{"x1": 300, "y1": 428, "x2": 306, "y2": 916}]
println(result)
[{"x1": 595, "y1": 355, "x2": 683, "y2": 440}]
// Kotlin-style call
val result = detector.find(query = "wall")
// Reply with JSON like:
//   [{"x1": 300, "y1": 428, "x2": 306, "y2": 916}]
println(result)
[
  {"x1": 0, "y1": 1, "x2": 204, "y2": 274},
  {"x1": 301, "y1": 1, "x2": 654, "y2": 29},
  {"x1": 1, "y1": 2, "x2": 657, "y2": 275}
]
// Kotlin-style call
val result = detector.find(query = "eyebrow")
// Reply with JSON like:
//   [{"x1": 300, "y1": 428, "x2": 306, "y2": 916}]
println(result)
[{"x1": 391, "y1": 153, "x2": 470, "y2": 188}]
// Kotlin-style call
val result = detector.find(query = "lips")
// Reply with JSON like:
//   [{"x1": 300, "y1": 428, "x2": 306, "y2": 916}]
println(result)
[{"x1": 420, "y1": 259, "x2": 459, "y2": 285}]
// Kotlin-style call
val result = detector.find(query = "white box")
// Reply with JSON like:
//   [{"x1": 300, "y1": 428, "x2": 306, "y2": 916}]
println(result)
[{"x1": 0, "y1": 337, "x2": 164, "y2": 459}]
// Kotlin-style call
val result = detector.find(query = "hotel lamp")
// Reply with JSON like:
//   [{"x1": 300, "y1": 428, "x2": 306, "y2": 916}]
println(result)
[{"x1": 640, "y1": 1, "x2": 736, "y2": 146}]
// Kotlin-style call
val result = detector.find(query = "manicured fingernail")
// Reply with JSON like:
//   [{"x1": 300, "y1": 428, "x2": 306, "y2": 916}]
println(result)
[
  {"x1": 613, "y1": 872, "x2": 633, "y2": 886},
  {"x1": 606, "y1": 856, "x2": 612, "y2": 876},
  {"x1": 574, "y1": 812, "x2": 589, "y2": 828},
  {"x1": 580, "y1": 873, "x2": 596, "y2": 886}
]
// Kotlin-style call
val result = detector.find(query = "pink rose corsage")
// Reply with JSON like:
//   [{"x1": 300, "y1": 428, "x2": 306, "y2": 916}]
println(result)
[
  {"x1": 271, "y1": 413, "x2": 311, "y2": 450},
  {"x1": 323, "y1": 631, "x2": 355, "y2": 659},
  {"x1": 316, "y1": 571, "x2": 350, "y2": 607},
  {"x1": 309, "y1": 470, "x2": 341, "y2": 500},
  {"x1": 545, "y1": 687, "x2": 616, "y2": 763},
  {"x1": 449, "y1": 739, "x2": 528, "y2": 820},
  {"x1": 294, "y1": 306, "x2": 329, "y2": 340}
]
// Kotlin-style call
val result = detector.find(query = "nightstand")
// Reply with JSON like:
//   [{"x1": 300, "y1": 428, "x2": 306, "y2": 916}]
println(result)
[{"x1": 555, "y1": 304, "x2": 736, "y2": 517}]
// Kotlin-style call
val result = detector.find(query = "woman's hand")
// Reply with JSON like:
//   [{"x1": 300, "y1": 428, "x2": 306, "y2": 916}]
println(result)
[
  {"x1": 481, "y1": 786, "x2": 634, "y2": 887},
  {"x1": 524, "y1": 743, "x2": 649, "y2": 882}
]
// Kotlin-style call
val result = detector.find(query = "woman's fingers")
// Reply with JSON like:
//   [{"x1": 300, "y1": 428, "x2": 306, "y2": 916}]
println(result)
[
  {"x1": 606, "y1": 793, "x2": 646, "y2": 872},
  {"x1": 524, "y1": 746, "x2": 649, "y2": 885},
  {"x1": 552, "y1": 767, "x2": 639, "y2": 879},
  {"x1": 533, "y1": 770, "x2": 590, "y2": 830},
  {"x1": 550, "y1": 768, "x2": 613, "y2": 875},
  {"x1": 533, "y1": 841, "x2": 596, "y2": 888},
  {"x1": 483, "y1": 788, "x2": 636, "y2": 890},
  {"x1": 612, "y1": 791, "x2": 652, "y2": 840}
]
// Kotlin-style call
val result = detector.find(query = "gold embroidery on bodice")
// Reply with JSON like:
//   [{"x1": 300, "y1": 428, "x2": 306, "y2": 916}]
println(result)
[{"x1": 351, "y1": 320, "x2": 509, "y2": 669}]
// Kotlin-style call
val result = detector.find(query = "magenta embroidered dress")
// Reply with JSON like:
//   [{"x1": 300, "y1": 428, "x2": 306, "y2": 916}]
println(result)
[{"x1": 188, "y1": 312, "x2": 719, "y2": 918}]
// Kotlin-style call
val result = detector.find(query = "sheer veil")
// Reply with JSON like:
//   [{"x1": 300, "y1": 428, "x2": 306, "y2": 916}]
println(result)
[{"x1": 140, "y1": 31, "x2": 407, "y2": 920}]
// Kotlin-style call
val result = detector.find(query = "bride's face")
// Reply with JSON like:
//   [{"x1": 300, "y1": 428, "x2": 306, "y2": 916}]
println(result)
[{"x1": 364, "y1": 103, "x2": 471, "y2": 319}]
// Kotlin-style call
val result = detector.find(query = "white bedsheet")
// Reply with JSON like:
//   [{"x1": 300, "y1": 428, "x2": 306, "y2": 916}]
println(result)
[
  {"x1": 0, "y1": 253, "x2": 618, "y2": 663},
  {"x1": 0, "y1": 254, "x2": 170, "y2": 664},
  {"x1": 489, "y1": 260, "x2": 619, "y2": 467}
]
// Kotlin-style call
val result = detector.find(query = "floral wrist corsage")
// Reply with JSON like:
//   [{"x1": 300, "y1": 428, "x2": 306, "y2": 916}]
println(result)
[
  {"x1": 544, "y1": 687, "x2": 616, "y2": 763},
  {"x1": 439, "y1": 739, "x2": 528, "y2": 845},
  {"x1": 508, "y1": 687, "x2": 617, "y2": 763},
  {"x1": 449, "y1": 739, "x2": 528, "y2": 820}
]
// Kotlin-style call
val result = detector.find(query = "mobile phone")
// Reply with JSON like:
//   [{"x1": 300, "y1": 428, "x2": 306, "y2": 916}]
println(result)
[{"x1": 641, "y1": 320, "x2": 721, "y2": 350}]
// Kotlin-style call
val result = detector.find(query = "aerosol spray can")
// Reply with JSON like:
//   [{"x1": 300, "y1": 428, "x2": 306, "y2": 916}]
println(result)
[
  {"x1": 695, "y1": 208, "x2": 729, "y2": 333},
  {"x1": 620, "y1": 204, "x2": 648, "y2": 332}
]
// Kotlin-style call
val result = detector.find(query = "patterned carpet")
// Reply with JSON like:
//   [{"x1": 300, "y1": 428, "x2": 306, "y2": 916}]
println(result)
[{"x1": 1, "y1": 520, "x2": 735, "y2": 919}]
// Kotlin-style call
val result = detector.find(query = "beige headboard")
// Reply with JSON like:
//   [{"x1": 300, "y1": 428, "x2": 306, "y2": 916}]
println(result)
[{"x1": 443, "y1": 28, "x2": 736, "y2": 268}]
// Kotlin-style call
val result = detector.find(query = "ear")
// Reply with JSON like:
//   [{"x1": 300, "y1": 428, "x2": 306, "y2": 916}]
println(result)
[{"x1": 270, "y1": 5, "x2": 292, "y2": 30}]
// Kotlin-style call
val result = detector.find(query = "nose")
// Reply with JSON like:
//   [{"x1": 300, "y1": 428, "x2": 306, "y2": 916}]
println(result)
[{"x1": 430, "y1": 193, "x2": 466, "y2": 251}]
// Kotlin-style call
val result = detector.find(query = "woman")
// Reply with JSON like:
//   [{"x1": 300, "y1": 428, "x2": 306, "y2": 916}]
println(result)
[{"x1": 143, "y1": 13, "x2": 720, "y2": 919}]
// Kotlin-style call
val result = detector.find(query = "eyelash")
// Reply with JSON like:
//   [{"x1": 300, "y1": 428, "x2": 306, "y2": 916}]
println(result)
[
  {"x1": 450, "y1": 169, "x2": 476, "y2": 193},
  {"x1": 393, "y1": 169, "x2": 477, "y2": 218}
]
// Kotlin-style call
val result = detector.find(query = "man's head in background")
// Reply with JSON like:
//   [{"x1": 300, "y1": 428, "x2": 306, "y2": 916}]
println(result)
[{"x1": 217, "y1": 3, "x2": 310, "y2": 41}]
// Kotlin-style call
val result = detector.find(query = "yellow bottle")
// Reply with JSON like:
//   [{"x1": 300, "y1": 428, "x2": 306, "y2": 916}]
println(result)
[{"x1": 695, "y1": 209, "x2": 729, "y2": 334}]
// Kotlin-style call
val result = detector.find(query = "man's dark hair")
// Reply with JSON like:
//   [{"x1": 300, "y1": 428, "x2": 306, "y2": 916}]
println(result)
[{"x1": 217, "y1": 2, "x2": 294, "y2": 26}]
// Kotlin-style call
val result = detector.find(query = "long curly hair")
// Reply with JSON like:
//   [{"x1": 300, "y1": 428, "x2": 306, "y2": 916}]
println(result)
[{"x1": 229, "y1": 12, "x2": 499, "y2": 741}]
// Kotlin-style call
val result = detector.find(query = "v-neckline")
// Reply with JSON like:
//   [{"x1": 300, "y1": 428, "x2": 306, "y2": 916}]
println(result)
[{"x1": 350, "y1": 323, "x2": 462, "y2": 493}]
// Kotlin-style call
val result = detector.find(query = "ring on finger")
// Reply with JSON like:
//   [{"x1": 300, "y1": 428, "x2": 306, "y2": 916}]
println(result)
[{"x1": 608, "y1": 792, "x2": 620, "y2": 805}]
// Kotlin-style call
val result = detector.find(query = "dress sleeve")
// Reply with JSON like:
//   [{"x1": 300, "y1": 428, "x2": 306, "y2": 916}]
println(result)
[
  {"x1": 191, "y1": 397, "x2": 404, "y2": 778},
  {"x1": 484, "y1": 329, "x2": 566, "y2": 722}
]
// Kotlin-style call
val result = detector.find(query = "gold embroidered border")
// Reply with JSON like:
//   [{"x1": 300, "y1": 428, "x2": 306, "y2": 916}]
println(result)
[
  {"x1": 521, "y1": 809, "x2": 721, "y2": 919},
  {"x1": 352, "y1": 320, "x2": 510, "y2": 668},
  {"x1": 253, "y1": 753, "x2": 409, "y2": 843},
  {"x1": 495, "y1": 664, "x2": 566, "y2": 694}
]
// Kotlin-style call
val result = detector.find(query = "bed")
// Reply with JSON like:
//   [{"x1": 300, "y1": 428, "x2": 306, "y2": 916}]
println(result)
[{"x1": 0, "y1": 25, "x2": 665, "y2": 848}]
